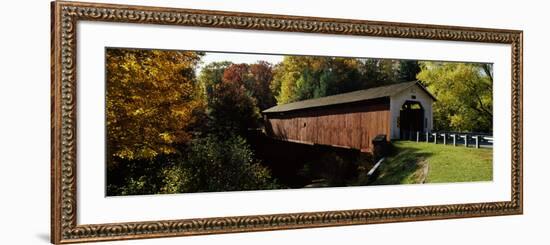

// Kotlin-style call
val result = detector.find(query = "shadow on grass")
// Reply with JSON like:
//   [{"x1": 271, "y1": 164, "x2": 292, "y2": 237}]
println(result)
[{"x1": 369, "y1": 144, "x2": 433, "y2": 185}]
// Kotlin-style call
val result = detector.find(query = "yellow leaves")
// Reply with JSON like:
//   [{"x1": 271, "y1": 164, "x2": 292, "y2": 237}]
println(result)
[
  {"x1": 159, "y1": 166, "x2": 187, "y2": 194},
  {"x1": 276, "y1": 71, "x2": 300, "y2": 104},
  {"x1": 157, "y1": 145, "x2": 176, "y2": 155},
  {"x1": 159, "y1": 132, "x2": 175, "y2": 144},
  {"x1": 106, "y1": 48, "x2": 204, "y2": 165},
  {"x1": 417, "y1": 61, "x2": 493, "y2": 132},
  {"x1": 114, "y1": 148, "x2": 135, "y2": 160},
  {"x1": 139, "y1": 148, "x2": 160, "y2": 159},
  {"x1": 131, "y1": 108, "x2": 145, "y2": 116},
  {"x1": 450, "y1": 114, "x2": 467, "y2": 131}
]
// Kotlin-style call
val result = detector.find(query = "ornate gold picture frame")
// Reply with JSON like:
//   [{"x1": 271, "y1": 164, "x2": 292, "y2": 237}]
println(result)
[{"x1": 51, "y1": 1, "x2": 523, "y2": 243}]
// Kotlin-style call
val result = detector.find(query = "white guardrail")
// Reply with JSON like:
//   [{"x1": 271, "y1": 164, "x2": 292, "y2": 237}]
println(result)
[{"x1": 403, "y1": 131, "x2": 493, "y2": 149}]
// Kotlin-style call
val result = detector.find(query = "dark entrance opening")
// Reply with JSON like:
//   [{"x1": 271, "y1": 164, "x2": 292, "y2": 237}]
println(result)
[{"x1": 399, "y1": 101, "x2": 424, "y2": 139}]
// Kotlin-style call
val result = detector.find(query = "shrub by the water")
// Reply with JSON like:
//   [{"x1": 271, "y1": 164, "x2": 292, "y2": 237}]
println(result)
[{"x1": 179, "y1": 134, "x2": 278, "y2": 193}]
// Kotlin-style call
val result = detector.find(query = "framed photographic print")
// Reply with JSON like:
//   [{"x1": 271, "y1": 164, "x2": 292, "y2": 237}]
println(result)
[{"x1": 51, "y1": 0, "x2": 523, "y2": 243}]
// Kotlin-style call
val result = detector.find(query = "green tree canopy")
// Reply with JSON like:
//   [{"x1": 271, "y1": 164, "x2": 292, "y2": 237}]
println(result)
[
  {"x1": 178, "y1": 134, "x2": 277, "y2": 193},
  {"x1": 197, "y1": 61, "x2": 232, "y2": 102},
  {"x1": 272, "y1": 56, "x2": 361, "y2": 104},
  {"x1": 417, "y1": 62, "x2": 493, "y2": 132},
  {"x1": 272, "y1": 56, "x2": 415, "y2": 105},
  {"x1": 398, "y1": 60, "x2": 421, "y2": 82}
]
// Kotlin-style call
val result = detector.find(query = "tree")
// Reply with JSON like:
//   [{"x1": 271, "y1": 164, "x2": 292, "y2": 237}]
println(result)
[
  {"x1": 175, "y1": 134, "x2": 278, "y2": 192},
  {"x1": 197, "y1": 61, "x2": 232, "y2": 102},
  {"x1": 208, "y1": 64, "x2": 260, "y2": 135},
  {"x1": 326, "y1": 57, "x2": 363, "y2": 95},
  {"x1": 271, "y1": 57, "x2": 424, "y2": 106},
  {"x1": 315, "y1": 69, "x2": 334, "y2": 98},
  {"x1": 398, "y1": 60, "x2": 421, "y2": 82},
  {"x1": 272, "y1": 56, "x2": 364, "y2": 104},
  {"x1": 107, "y1": 154, "x2": 183, "y2": 196},
  {"x1": 295, "y1": 68, "x2": 317, "y2": 100},
  {"x1": 377, "y1": 59, "x2": 399, "y2": 83},
  {"x1": 272, "y1": 56, "x2": 317, "y2": 104},
  {"x1": 249, "y1": 61, "x2": 276, "y2": 110},
  {"x1": 417, "y1": 62, "x2": 493, "y2": 132},
  {"x1": 107, "y1": 134, "x2": 278, "y2": 195},
  {"x1": 356, "y1": 58, "x2": 408, "y2": 87},
  {"x1": 357, "y1": 58, "x2": 382, "y2": 85},
  {"x1": 105, "y1": 48, "x2": 204, "y2": 168},
  {"x1": 223, "y1": 63, "x2": 250, "y2": 85},
  {"x1": 198, "y1": 61, "x2": 276, "y2": 134}
]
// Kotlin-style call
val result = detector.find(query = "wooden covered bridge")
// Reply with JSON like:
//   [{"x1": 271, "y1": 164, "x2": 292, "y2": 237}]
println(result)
[{"x1": 262, "y1": 81, "x2": 437, "y2": 152}]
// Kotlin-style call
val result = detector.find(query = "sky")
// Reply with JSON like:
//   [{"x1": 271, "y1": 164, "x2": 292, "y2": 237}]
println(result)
[
  {"x1": 196, "y1": 51, "x2": 285, "y2": 75},
  {"x1": 193, "y1": 50, "x2": 492, "y2": 76}
]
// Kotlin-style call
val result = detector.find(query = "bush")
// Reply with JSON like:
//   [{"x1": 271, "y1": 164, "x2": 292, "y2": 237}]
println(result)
[
  {"x1": 107, "y1": 154, "x2": 183, "y2": 196},
  {"x1": 168, "y1": 134, "x2": 278, "y2": 193},
  {"x1": 107, "y1": 134, "x2": 278, "y2": 195}
]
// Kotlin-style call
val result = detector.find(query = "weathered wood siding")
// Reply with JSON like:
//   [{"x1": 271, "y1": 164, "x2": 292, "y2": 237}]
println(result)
[{"x1": 264, "y1": 98, "x2": 390, "y2": 152}]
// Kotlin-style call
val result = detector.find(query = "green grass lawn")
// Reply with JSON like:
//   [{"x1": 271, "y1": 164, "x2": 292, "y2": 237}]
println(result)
[{"x1": 371, "y1": 141, "x2": 493, "y2": 185}]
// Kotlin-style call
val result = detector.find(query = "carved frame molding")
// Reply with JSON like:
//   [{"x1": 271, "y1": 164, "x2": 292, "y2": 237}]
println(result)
[{"x1": 51, "y1": 1, "x2": 523, "y2": 243}]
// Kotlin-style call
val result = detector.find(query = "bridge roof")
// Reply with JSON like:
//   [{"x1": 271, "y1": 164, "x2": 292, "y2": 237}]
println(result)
[{"x1": 263, "y1": 81, "x2": 436, "y2": 114}]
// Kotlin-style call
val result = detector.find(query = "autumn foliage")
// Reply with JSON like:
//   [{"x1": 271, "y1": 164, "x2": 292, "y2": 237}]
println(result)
[
  {"x1": 106, "y1": 49, "x2": 204, "y2": 164},
  {"x1": 106, "y1": 49, "x2": 277, "y2": 195},
  {"x1": 271, "y1": 56, "x2": 420, "y2": 104},
  {"x1": 106, "y1": 48, "x2": 492, "y2": 196}
]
